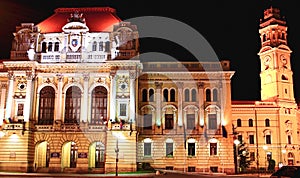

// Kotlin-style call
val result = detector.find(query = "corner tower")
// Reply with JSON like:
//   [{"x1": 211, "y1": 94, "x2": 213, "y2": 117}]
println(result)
[{"x1": 258, "y1": 7, "x2": 294, "y2": 103}]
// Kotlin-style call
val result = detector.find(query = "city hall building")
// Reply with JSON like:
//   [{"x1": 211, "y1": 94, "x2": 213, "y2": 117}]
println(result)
[{"x1": 0, "y1": 5, "x2": 299, "y2": 174}]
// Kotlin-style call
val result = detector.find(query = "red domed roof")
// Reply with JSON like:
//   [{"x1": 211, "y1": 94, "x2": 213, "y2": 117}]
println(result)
[{"x1": 36, "y1": 7, "x2": 122, "y2": 33}]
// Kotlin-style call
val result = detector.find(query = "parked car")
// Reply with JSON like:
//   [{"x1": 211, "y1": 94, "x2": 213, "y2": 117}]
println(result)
[{"x1": 270, "y1": 166, "x2": 300, "y2": 178}]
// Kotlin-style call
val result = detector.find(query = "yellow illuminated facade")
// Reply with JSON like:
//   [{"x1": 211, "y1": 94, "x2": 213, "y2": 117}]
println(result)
[{"x1": 0, "y1": 6, "x2": 299, "y2": 174}]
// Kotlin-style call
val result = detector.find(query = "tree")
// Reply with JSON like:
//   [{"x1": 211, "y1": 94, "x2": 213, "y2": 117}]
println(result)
[{"x1": 237, "y1": 141, "x2": 253, "y2": 173}]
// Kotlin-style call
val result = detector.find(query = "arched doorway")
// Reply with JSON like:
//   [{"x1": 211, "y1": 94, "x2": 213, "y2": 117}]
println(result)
[
  {"x1": 287, "y1": 152, "x2": 294, "y2": 165},
  {"x1": 89, "y1": 141, "x2": 105, "y2": 172},
  {"x1": 61, "y1": 141, "x2": 78, "y2": 169},
  {"x1": 34, "y1": 141, "x2": 50, "y2": 172}
]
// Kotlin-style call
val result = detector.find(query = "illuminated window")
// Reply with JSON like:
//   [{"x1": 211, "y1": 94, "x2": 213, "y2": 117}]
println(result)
[
  {"x1": 64, "y1": 86, "x2": 81, "y2": 124},
  {"x1": 143, "y1": 114, "x2": 152, "y2": 130},
  {"x1": 91, "y1": 86, "x2": 107, "y2": 124},
  {"x1": 38, "y1": 86, "x2": 55, "y2": 125}
]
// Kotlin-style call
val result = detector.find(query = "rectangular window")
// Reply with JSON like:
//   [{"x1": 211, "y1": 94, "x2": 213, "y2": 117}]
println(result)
[
  {"x1": 187, "y1": 114, "x2": 195, "y2": 130},
  {"x1": 266, "y1": 135, "x2": 271, "y2": 144},
  {"x1": 119, "y1": 103, "x2": 127, "y2": 116},
  {"x1": 166, "y1": 166, "x2": 173, "y2": 170},
  {"x1": 165, "y1": 114, "x2": 174, "y2": 129},
  {"x1": 188, "y1": 167, "x2": 195, "y2": 172},
  {"x1": 144, "y1": 143, "x2": 151, "y2": 156},
  {"x1": 250, "y1": 152, "x2": 255, "y2": 161},
  {"x1": 238, "y1": 135, "x2": 243, "y2": 142},
  {"x1": 17, "y1": 103, "x2": 24, "y2": 116},
  {"x1": 210, "y1": 142, "x2": 217, "y2": 155},
  {"x1": 166, "y1": 143, "x2": 173, "y2": 157},
  {"x1": 288, "y1": 135, "x2": 292, "y2": 144},
  {"x1": 143, "y1": 114, "x2": 152, "y2": 130},
  {"x1": 188, "y1": 143, "x2": 195, "y2": 156},
  {"x1": 208, "y1": 114, "x2": 217, "y2": 129},
  {"x1": 249, "y1": 135, "x2": 255, "y2": 144}
]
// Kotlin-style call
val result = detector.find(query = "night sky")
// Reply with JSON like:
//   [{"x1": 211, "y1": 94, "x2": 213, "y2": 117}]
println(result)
[{"x1": 0, "y1": 0, "x2": 299, "y2": 102}]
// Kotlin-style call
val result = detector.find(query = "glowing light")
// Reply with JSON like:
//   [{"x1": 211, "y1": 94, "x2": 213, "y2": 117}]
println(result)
[
  {"x1": 282, "y1": 149, "x2": 286, "y2": 154},
  {"x1": 199, "y1": 119, "x2": 204, "y2": 126},
  {"x1": 9, "y1": 133, "x2": 19, "y2": 142},
  {"x1": 210, "y1": 138, "x2": 218, "y2": 143},
  {"x1": 221, "y1": 120, "x2": 227, "y2": 126},
  {"x1": 234, "y1": 139, "x2": 240, "y2": 145},
  {"x1": 263, "y1": 145, "x2": 268, "y2": 151},
  {"x1": 0, "y1": 131, "x2": 5, "y2": 138}
]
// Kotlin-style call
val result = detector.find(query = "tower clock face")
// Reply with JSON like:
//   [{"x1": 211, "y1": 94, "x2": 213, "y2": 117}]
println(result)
[
  {"x1": 263, "y1": 56, "x2": 271, "y2": 68},
  {"x1": 280, "y1": 55, "x2": 287, "y2": 65}
]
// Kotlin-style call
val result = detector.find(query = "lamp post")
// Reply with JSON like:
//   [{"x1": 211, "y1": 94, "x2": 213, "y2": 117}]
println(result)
[
  {"x1": 234, "y1": 139, "x2": 240, "y2": 174},
  {"x1": 115, "y1": 138, "x2": 119, "y2": 176},
  {"x1": 263, "y1": 145, "x2": 268, "y2": 173}
]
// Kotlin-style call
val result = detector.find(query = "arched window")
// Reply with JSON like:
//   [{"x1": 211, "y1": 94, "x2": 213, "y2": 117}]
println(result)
[
  {"x1": 184, "y1": 89, "x2": 190, "y2": 102},
  {"x1": 48, "y1": 42, "x2": 53, "y2": 52},
  {"x1": 92, "y1": 41, "x2": 97, "y2": 51},
  {"x1": 91, "y1": 142, "x2": 105, "y2": 168},
  {"x1": 206, "y1": 89, "x2": 211, "y2": 101},
  {"x1": 170, "y1": 89, "x2": 175, "y2": 102},
  {"x1": 91, "y1": 86, "x2": 108, "y2": 124},
  {"x1": 237, "y1": 119, "x2": 242, "y2": 127},
  {"x1": 282, "y1": 75, "x2": 288, "y2": 80},
  {"x1": 98, "y1": 42, "x2": 103, "y2": 51},
  {"x1": 191, "y1": 89, "x2": 197, "y2": 102},
  {"x1": 142, "y1": 89, "x2": 147, "y2": 102},
  {"x1": 38, "y1": 86, "x2": 55, "y2": 125},
  {"x1": 248, "y1": 119, "x2": 253, "y2": 127},
  {"x1": 213, "y1": 89, "x2": 218, "y2": 101},
  {"x1": 163, "y1": 89, "x2": 168, "y2": 102},
  {"x1": 265, "y1": 118, "x2": 270, "y2": 127},
  {"x1": 41, "y1": 42, "x2": 47, "y2": 53},
  {"x1": 54, "y1": 42, "x2": 59, "y2": 51},
  {"x1": 64, "y1": 86, "x2": 81, "y2": 124},
  {"x1": 149, "y1": 89, "x2": 154, "y2": 102}
]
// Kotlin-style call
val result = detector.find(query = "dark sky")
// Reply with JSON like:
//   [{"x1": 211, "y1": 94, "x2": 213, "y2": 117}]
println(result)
[{"x1": 0, "y1": 0, "x2": 299, "y2": 102}]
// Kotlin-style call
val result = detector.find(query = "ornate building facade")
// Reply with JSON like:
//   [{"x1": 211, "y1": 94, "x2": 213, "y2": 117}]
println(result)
[{"x1": 0, "y1": 5, "x2": 298, "y2": 174}]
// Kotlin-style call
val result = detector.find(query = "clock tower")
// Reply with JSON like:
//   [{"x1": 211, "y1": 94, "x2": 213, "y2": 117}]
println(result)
[{"x1": 258, "y1": 6, "x2": 295, "y2": 103}]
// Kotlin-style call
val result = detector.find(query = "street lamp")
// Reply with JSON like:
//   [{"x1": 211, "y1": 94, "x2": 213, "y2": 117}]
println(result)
[
  {"x1": 234, "y1": 139, "x2": 240, "y2": 174},
  {"x1": 263, "y1": 145, "x2": 268, "y2": 173},
  {"x1": 115, "y1": 138, "x2": 119, "y2": 176}
]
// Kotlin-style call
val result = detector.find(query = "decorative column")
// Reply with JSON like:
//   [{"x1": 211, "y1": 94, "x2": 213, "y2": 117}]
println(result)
[
  {"x1": 5, "y1": 71, "x2": 15, "y2": 120},
  {"x1": 110, "y1": 71, "x2": 117, "y2": 122},
  {"x1": 129, "y1": 71, "x2": 136, "y2": 123},
  {"x1": 0, "y1": 82, "x2": 7, "y2": 125},
  {"x1": 198, "y1": 82, "x2": 204, "y2": 126},
  {"x1": 56, "y1": 74, "x2": 63, "y2": 121},
  {"x1": 23, "y1": 71, "x2": 35, "y2": 122},
  {"x1": 155, "y1": 82, "x2": 162, "y2": 127},
  {"x1": 177, "y1": 82, "x2": 183, "y2": 126},
  {"x1": 81, "y1": 73, "x2": 89, "y2": 123}
]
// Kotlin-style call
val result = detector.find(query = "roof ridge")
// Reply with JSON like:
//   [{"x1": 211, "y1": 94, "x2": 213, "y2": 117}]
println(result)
[{"x1": 54, "y1": 7, "x2": 116, "y2": 14}]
